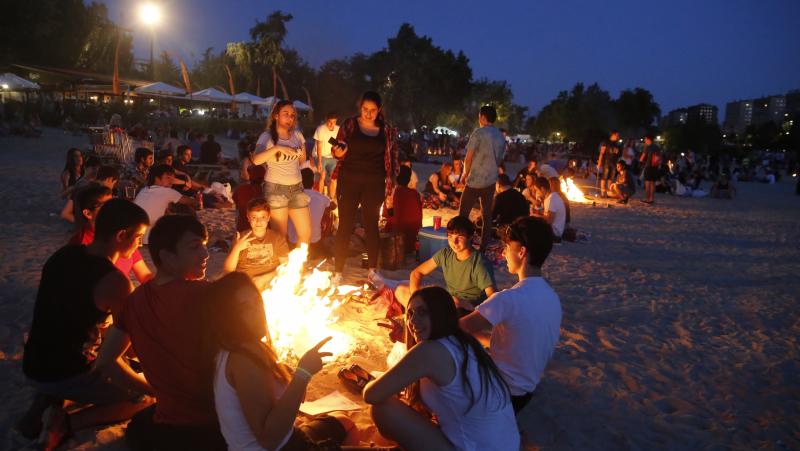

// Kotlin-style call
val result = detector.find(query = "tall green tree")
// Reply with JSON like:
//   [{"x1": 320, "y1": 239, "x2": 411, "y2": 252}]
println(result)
[
  {"x1": 227, "y1": 11, "x2": 294, "y2": 96},
  {"x1": 615, "y1": 87, "x2": 661, "y2": 134},
  {"x1": 370, "y1": 24, "x2": 473, "y2": 130},
  {"x1": 534, "y1": 82, "x2": 615, "y2": 148},
  {"x1": 154, "y1": 51, "x2": 180, "y2": 85}
]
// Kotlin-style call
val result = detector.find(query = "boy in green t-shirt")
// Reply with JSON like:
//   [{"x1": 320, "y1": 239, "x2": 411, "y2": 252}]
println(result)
[{"x1": 395, "y1": 216, "x2": 496, "y2": 313}]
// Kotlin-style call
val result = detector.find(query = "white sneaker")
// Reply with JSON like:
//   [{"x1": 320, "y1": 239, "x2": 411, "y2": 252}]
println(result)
[{"x1": 367, "y1": 269, "x2": 386, "y2": 290}]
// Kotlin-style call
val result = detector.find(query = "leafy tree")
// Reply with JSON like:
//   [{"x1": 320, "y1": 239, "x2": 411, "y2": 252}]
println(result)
[
  {"x1": 227, "y1": 11, "x2": 294, "y2": 96},
  {"x1": 154, "y1": 51, "x2": 180, "y2": 85},
  {"x1": 664, "y1": 117, "x2": 722, "y2": 153},
  {"x1": 534, "y1": 82, "x2": 615, "y2": 149},
  {"x1": 615, "y1": 87, "x2": 661, "y2": 134},
  {"x1": 370, "y1": 24, "x2": 472, "y2": 130}
]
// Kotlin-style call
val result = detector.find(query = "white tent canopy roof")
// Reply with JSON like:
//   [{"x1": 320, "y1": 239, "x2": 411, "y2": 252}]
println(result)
[
  {"x1": 234, "y1": 92, "x2": 268, "y2": 104},
  {"x1": 292, "y1": 100, "x2": 312, "y2": 111},
  {"x1": 256, "y1": 96, "x2": 278, "y2": 106},
  {"x1": 134, "y1": 82, "x2": 185, "y2": 96},
  {"x1": 0, "y1": 73, "x2": 40, "y2": 90},
  {"x1": 190, "y1": 87, "x2": 233, "y2": 102}
]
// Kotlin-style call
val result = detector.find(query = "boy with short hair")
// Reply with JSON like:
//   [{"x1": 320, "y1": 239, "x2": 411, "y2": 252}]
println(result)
[
  {"x1": 224, "y1": 197, "x2": 290, "y2": 290},
  {"x1": 534, "y1": 176, "x2": 567, "y2": 240},
  {"x1": 134, "y1": 164, "x2": 197, "y2": 244},
  {"x1": 21, "y1": 199, "x2": 152, "y2": 447},
  {"x1": 106, "y1": 215, "x2": 227, "y2": 450},
  {"x1": 395, "y1": 216, "x2": 496, "y2": 313},
  {"x1": 460, "y1": 216, "x2": 562, "y2": 414}
]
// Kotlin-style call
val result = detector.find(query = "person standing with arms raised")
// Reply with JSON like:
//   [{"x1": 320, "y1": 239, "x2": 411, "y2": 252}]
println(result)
[
  {"x1": 252, "y1": 100, "x2": 312, "y2": 246},
  {"x1": 459, "y1": 105, "x2": 506, "y2": 252},
  {"x1": 330, "y1": 91, "x2": 398, "y2": 286}
]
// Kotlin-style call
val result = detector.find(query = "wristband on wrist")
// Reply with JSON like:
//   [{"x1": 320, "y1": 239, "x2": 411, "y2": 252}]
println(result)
[{"x1": 295, "y1": 366, "x2": 313, "y2": 381}]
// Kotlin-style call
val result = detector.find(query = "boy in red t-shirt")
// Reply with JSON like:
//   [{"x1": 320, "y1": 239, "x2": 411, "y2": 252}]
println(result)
[
  {"x1": 103, "y1": 215, "x2": 227, "y2": 450},
  {"x1": 385, "y1": 165, "x2": 422, "y2": 254}
]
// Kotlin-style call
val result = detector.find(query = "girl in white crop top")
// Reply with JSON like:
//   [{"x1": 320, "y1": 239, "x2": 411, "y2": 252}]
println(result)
[
  {"x1": 252, "y1": 100, "x2": 312, "y2": 246},
  {"x1": 363, "y1": 286, "x2": 519, "y2": 451},
  {"x1": 203, "y1": 273, "x2": 351, "y2": 450}
]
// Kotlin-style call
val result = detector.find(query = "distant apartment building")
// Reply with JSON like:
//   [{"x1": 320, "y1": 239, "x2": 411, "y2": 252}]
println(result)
[
  {"x1": 724, "y1": 100, "x2": 753, "y2": 133},
  {"x1": 665, "y1": 103, "x2": 717, "y2": 127},
  {"x1": 724, "y1": 91, "x2": 797, "y2": 133},
  {"x1": 752, "y1": 96, "x2": 786, "y2": 126},
  {"x1": 687, "y1": 103, "x2": 718, "y2": 125}
]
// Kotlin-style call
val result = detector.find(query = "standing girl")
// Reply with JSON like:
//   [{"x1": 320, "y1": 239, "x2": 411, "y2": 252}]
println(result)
[
  {"x1": 331, "y1": 91, "x2": 398, "y2": 285},
  {"x1": 252, "y1": 101, "x2": 311, "y2": 245}
]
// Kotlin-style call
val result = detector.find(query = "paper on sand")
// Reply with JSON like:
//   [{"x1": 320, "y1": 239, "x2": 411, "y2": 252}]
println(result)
[{"x1": 299, "y1": 391, "x2": 362, "y2": 415}]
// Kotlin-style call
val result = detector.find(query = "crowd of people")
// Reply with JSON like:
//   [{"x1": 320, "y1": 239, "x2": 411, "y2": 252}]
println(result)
[{"x1": 36, "y1": 88, "x2": 796, "y2": 450}]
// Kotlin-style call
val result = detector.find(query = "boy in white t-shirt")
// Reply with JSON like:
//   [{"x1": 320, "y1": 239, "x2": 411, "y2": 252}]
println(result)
[
  {"x1": 460, "y1": 216, "x2": 562, "y2": 414},
  {"x1": 313, "y1": 112, "x2": 340, "y2": 195},
  {"x1": 134, "y1": 164, "x2": 197, "y2": 244},
  {"x1": 535, "y1": 176, "x2": 566, "y2": 239}
]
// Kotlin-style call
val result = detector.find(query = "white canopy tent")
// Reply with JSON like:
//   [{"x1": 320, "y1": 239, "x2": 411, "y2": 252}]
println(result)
[
  {"x1": 190, "y1": 88, "x2": 233, "y2": 103},
  {"x1": 134, "y1": 82, "x2": 185, "y2": 97},
  {"x1": 234, "y1": 92, "x2": 266, "y2": 104},
  {"x1": 0, "y1": 73, "x2": 40, "y2": 91},
  {"x1": 293, "y1": 100, "x2": 312, "y2": 111},
  {"x1": 256, "y1": 96, "x2": 278, "y2": 107}
]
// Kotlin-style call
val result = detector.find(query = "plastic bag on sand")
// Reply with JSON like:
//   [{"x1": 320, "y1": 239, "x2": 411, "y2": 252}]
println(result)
[{"x1": 205, "y1": 182, "x2": 234, "y2": 203}]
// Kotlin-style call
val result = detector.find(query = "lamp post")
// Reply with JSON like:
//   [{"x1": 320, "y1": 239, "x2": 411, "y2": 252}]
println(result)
[{"x1": 138, "y1": 3, "x2": 162, "y2": 80}]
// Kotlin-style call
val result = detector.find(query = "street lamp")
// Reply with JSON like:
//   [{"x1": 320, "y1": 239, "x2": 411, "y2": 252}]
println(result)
[{"x1": 138, "y1": 3, "x2": 162, "y2": 80}]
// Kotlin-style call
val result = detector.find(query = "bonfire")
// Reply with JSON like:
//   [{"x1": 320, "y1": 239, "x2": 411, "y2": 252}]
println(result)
[
  {"x1": 560, "y1": 176, "x2": 590, "y2": 203},
  {"x1": 260, "y1": 247, "x2": 356, "y2": 363}
]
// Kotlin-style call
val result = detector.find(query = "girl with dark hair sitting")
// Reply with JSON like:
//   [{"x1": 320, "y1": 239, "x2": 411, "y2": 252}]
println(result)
[
  {"x1": 202, "y1": 273, "x2": 352, "y2": 451},
  {"x1": 364, "y1": 286, "x2": 519, "y2": 451}
]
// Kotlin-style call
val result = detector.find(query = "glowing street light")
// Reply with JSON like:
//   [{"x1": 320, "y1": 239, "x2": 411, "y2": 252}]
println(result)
[
  {"x1": 138, "y1": 3, "x2": 162, "y2": 80},
  {"x1": 0, "y1": 84, "x2": 8, "y2": 90}
]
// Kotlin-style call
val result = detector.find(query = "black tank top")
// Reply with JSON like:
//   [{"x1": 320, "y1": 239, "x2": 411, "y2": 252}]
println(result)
[
  {"x1": 341, "y1": 126, "x2": 386, "y2": 179},
  {"x1": 23, "y1": 245, "x2": 118, "y2": 381}
]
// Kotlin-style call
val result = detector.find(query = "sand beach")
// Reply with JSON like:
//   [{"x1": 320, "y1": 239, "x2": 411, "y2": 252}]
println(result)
[{"x1": 1, "y1": 128, "x2": 798, "y2": 450}]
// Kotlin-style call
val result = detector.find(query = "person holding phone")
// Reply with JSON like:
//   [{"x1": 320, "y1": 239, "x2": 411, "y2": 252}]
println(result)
[
  {"x1": 252, "y1": 100, "x2": 312, "y2": 246},
  {"x1": 330, "y1": 91, "x2": 398, "y2": 286},
  {"x1": 202, "y1": 272, "x2": 352, "y2": 451}
]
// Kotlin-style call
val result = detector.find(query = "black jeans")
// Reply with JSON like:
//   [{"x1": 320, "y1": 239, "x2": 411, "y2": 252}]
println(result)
[
  {"x1": 335, "y1": 175, "x2": 385, "y2": 272},
  {"x1": 459, "y1": 184, "x2": 495, "y2": 251}
]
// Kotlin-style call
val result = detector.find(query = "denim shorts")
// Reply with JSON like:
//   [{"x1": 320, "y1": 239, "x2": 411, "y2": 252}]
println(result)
[
  {"x1": 28, "y1": 365, "x2": 144, "y2": 405},
  {"x1": 322, "y1": 157, "x2": 338, "y2": 175},
  {"x1": 263, "y1": 181, "x2": 310, "y2": 210}
]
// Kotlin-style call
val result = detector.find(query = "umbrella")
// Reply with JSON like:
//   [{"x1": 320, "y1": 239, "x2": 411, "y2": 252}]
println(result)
[
  {"x1": 134, "y1": 82, "x2": 186, "y2": 96},
  {"x1": 0, "y1": 73, "x2": 40, "y2": 90}
]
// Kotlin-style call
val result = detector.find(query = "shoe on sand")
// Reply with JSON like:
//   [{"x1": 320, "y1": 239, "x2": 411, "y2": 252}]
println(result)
[{"x1": 367, "y1": 269, "x2": 386, "y2": 290}]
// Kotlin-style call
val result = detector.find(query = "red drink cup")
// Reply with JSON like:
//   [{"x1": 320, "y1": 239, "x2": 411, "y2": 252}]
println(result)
[{"x1": 433, "y1": 216, "x2": 442, "y2": 231}]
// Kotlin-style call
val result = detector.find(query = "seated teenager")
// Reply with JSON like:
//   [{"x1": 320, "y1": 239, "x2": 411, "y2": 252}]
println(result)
[
  {"x1": 399, "y1": 155, "x2": 419, "y2": 190},
  {"x1": 121, "y1": 147, "x2": 155, "y2": 195},
  {"x1": 492, "y1": 173, "x2": 529, "y2": 228},
  {"x1": 22, "y1": 199, "x2": 152, "y2": 448},
  {"x1": 385, "y1": 165, "x2": 423, "y2": 254},
  {"x1": 423, "y1": 162, "x2": 457, "y2": 208},
  {"x1": 134, "y1": 164, "x2": 197, "y2": 244},
  {"x1": 395, "y1": 216, "x2": 495, "y2": 314},
  {"x1": 60, "y1": 157, "x2": 102, "y2": 223},
  {"x1": 233, "y1": 164, "x2": 267, "y2": 232},
  {"x1": 224, "y1": 198, "x2": 290, "y2": 291},
  {"x1": 70, "y1": 182, "x2": 154, "y2": 284},
  {"x1": 548, "y1": 176, "x2": 571, "y2": 226},
  {"x1": 288, "y1": 168, "x2": 332, "y2": 258},
  {"x1": 204, "y1": 272, "x2": 352, "y2": 451},
  {"x1": 449, "y1": 158, "x2": 465, "y2": 194},
  {"x1": 533, "y1": 176, "x2": 566, "y2": 241},
  {"x1": 106, "y1": 215, "x2": 227, "y2": 451},
  {"x1": 609, "y1": 160, "x2": 636, "y2": 204},
  {"x1": 514, "y1": 159, "x2": 537, "y2": 190},
  {"x1": 364, "y1": 286, "x2": 519, "y2": 451},
  {"x1": 460, "y1": 217, "x2": 562, "y2": 414}
]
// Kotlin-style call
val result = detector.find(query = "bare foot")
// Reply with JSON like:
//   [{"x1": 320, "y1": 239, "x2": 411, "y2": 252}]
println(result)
[{"x1": 39, "y1": 405, "x2": 70, "y2": 451}]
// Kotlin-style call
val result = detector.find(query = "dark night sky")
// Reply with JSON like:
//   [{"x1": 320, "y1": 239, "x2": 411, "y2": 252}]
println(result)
[{"x1": 100, "y1": 0, "x2": 800, "y2": 117}]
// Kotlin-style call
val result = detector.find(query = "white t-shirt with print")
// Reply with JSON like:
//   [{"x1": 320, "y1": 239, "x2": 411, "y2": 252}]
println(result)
[
  {"x1": 134, "y1": 185, "x2": 183, "y2": 244},
  {"x1": 256, "y1": 130, "x2": 305, "y2": 185},
  {"x1": 544, "y1": 192, "x2": 566, "y2": 237},
  {"x1": 475, "y1": 277, "x2": 562, "y2": 396},
  {"x1": 312, "y1": 124, "x2": 340, "y2": 158}
]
